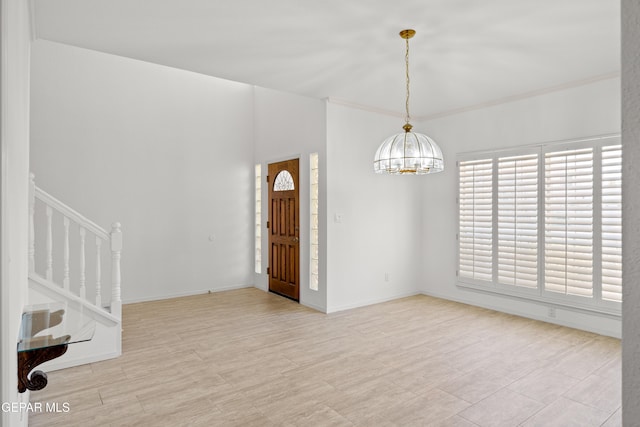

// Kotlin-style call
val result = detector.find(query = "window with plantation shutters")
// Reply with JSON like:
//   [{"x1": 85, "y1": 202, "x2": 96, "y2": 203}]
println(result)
[
  {"x1": 457, "y1": 136, "x2": 621, "y2": 314},
  {"x1": 498, "y1": 154, "x2": 538, "y2": 289},
  {"x1": 544, "y1": 148, "x2": 594, "y2": 297},
  {"x1": 601, "y1": 145, "x2": 622, "y2": 302},
  {"x1": 458, "y1": 159, "x2": 493, "y2": 282}
]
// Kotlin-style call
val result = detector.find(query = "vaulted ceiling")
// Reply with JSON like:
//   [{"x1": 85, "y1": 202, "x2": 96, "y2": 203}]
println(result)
[{"x1": 33, "y1": 0, "x2": 620, "y2": 118}]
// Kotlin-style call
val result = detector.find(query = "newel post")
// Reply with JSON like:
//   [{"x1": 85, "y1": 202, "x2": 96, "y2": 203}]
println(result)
[
  {"x1": 110, "y1": 222, "x2": 122, "y2": 318},
  {"x1": 28, "y1": 173, "x2": 35, "y2": 273}
]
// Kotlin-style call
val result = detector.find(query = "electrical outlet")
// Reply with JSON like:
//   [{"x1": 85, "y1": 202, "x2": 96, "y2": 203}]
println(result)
[
  {"x1": 385, "y1": 273, "x2": 390, "y2": 282},
  {"x1": 548, "y1": 307, "x2": 556, "y2": 318}
]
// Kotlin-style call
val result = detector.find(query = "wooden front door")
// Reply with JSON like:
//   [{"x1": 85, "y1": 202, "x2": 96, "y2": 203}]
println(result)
[{"x1": 268, "y1": 159, "x2": 300, "y2": 301}]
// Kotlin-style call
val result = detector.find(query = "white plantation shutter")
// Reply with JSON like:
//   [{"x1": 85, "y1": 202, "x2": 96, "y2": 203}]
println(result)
[
  {"x1": 544, "y1": 148, "x2": 594, "y2": 297},
  {"x1": 497, "y1": 154, "x2": 538, "y2": 288},
  {"x1": 601, "y1": 145, "x2": 622, "y2": 302},
  {"x1": 458, "y1": 159, "x2": 493, "y2": 282},
  {"x1": 457, "y1": 136, "x2": 621, "y2": 312}
]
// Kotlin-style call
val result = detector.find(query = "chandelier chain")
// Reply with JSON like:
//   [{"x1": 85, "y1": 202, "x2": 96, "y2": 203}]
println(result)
[{"x1": 405, "y1": 36, "x2": 411, "y2": 125}]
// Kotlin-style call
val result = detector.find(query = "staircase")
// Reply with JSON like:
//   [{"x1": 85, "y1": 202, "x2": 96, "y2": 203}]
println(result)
[{"x1": 27, "y1": 173, "x2": 122, "y2": 370}]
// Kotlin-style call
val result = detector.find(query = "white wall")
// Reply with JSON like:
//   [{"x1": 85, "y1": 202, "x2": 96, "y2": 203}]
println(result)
[
  {"x1": 253, "y1": 87, "x2": 327, "y2": 312},
  {"x1": 418, "y1": 77, "x2": 622, "y2": 337},
  {"x1": 1, "y1": 0, "x2": 31, "y2": 425},
  {"x1": 326, "y1": 103, "x2": 423, "y2": 312},
  {"x1": 30, "y1": 40, "x2": 255, "y2": 303},
  {"x1": 622, "y1": 0, "x2": 640, "y2": 422}
]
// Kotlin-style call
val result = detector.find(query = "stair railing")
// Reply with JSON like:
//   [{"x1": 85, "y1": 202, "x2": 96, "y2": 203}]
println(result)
[{"x1": 28, "y1": 173, "x2": 122, "y2": 318}]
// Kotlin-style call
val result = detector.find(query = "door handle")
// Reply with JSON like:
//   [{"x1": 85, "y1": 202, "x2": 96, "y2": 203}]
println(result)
[{"x1": 292, "y1": 237, "x2": 299, "y2": 243}]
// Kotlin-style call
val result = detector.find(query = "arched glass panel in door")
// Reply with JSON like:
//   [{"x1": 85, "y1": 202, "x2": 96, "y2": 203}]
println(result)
[{"x1": 273, "y1": 170, "x2": 295, "y2": 191}]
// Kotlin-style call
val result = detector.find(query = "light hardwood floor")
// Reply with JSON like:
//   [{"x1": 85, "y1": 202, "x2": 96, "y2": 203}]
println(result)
[{"x1": 29, "y1": 288, "x2": 621, "y2": 426}]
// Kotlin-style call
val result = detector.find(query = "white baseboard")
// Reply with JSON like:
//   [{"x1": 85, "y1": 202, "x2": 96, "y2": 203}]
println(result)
[
  {"x1": 421, "y1": 289, "x2": 621, "y2": 338},
  {"x1": 326, "y1": 290, "x2": 421, "y2": 314},
  {"x1": 122, "y1": 284, "x2": 254, "y2": 304},
  {"x1": 253, "y1": 282, "x2": 268, "y2": 292},
  {"x1": 300, "y1": 300, "x2": 327, "y2": 313},
  {"x1": 120, "y1": 282, "x2": 621, "y2": 339}
]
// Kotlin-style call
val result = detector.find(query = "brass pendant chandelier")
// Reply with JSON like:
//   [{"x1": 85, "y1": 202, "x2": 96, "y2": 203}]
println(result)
[{"x1": 374, "y1": 29, "x2": 444, "y2": 175}]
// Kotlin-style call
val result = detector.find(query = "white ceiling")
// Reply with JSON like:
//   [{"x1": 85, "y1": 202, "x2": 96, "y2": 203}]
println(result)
[{"x1": 33, "y1": 0, "x2": 620, "y2": 118}]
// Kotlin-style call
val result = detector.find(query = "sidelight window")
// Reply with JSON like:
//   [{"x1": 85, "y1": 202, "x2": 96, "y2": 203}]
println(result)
[
  {"x1": 255, "y1": 164, "x2": 262, "y2": 274},
  {"x1": 310, "y1": 153, "x2": 319, "y2": 291}
]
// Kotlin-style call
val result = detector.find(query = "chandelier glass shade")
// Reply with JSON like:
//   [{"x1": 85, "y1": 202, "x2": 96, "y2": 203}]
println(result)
[
  {"x1": 374, "y1": 29, "x2": 444, "y2": 175},
  {"x1": 374, "y1": 124, "x2": 444, "y2": 174}
]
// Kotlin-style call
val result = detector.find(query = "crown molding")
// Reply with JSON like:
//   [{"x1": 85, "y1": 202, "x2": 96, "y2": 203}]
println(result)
[
  {"x1": 327, "y1": 71, "x2": 621, "y2": 122},
  {"x1": 416, "y1": 71, "x2": 621, "y2": 122},
  {"x1": 325, "y1": 97, "x2": 404, "y2": 119}
]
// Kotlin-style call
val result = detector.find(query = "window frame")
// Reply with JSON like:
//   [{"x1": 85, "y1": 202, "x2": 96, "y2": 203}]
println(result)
[{"x1": 456, "y1": 135, "x2": 621, "y2": 315}]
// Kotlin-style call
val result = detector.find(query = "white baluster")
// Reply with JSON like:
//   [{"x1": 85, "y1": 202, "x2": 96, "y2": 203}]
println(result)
[
  {"x1": 28, "y1": 173, "x2": 35, "y2": 273},
  {"x1": 79, "y1": 227, "x2": 86, "y2": 299},
  {"x1": 95, "y1": 237, "x2": 102, "y2": 307},
  {"x1": 63, "y1": 216, "x2": 70, "y2": 290},
  {"x1": 110, "y1": 222, "x2": 122, "y2": 318},
  {"x1": 46, "y1": 206, "x2": 53, "y2": 281}
]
